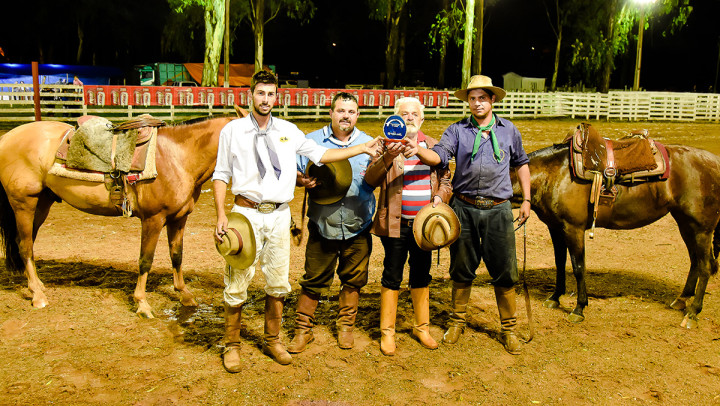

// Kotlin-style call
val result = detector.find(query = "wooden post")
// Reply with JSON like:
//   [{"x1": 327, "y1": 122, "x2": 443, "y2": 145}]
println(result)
[{"x1": 32, "y1": 61, "x2": 41, "y2": 121}]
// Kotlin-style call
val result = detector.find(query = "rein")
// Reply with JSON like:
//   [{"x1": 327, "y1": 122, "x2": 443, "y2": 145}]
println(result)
[{"x1": 514, "y1": 220, "x2": 535, "y2": 344}]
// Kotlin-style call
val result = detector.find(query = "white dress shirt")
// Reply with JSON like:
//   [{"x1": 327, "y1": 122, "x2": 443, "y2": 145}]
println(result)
[{"x1": 212, "y1": 114, "x2": 328, "y2": 203}]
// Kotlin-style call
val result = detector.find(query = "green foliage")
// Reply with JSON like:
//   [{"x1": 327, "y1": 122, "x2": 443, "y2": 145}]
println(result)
[{"x1": 426, "y1": 1, "x2": 466, "y2": 56}]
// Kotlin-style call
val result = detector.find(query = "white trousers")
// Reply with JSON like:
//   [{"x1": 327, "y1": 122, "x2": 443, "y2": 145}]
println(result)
[{"x1": 223, "y1": 204, "x2": 292, "y2": 306}]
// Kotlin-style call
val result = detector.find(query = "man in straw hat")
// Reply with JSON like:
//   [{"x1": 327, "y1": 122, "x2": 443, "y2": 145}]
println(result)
[
  {"x1": 288, "y1": 92, "x2": 377, "y2": 353},
  {"x1": 364, "y1": 97, "x2": 452, "y2": 356},
  {"x1": 406, "y1": 75, "x2": 531, "y2": 354},
  {"x1": 213, "y1": 72, "x2": 380, "y2": 371}
]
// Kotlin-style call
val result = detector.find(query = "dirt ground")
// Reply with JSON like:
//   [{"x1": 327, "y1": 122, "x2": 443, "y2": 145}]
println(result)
[{"x1": 1, "y1": 118, "x2": 720, "y2": 405}]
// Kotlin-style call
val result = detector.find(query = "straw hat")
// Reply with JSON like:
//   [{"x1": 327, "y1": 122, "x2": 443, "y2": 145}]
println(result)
[
  {"x1": 306, "y1": 159, "x2": 352, "y2": 205},
  {"x1": 453, "y1": 75, "x2": 506, "y2": 103},
  {"x1": 215, "y1": 212, "x2": 256, "y2": 269},
  {"x1": 413, "y1": 202, "x2": 461, "y2": 251}
]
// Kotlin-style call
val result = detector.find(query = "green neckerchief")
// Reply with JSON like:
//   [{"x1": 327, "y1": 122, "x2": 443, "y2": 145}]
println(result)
[{"x1": 470, "y1": 114, "x2": 501, "y2": 163}]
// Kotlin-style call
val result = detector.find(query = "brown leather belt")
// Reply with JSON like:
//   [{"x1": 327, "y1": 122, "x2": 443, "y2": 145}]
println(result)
[
  {"x1": 234, "y1": 194, "x2": 283, "y2": 214},
  {"x1": 401, "y1": 218, "x2": 414, "y2": 227},
  {"x1": 455, "y1": 193, "x2": 507, "y2": 209}
]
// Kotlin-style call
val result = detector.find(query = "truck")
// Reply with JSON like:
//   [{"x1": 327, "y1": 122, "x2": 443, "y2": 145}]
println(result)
[{"x1": 133, "y1": 63, "x2": 195, "y2": 86}]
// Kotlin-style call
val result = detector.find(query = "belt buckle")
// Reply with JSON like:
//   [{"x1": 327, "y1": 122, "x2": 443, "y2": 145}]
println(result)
[
  {"x1": 475, "y1": 197, "x2": 494, "y2": 209},
  {"x1": 257, "y1": 202, "x2": 276, "y2": 214}
]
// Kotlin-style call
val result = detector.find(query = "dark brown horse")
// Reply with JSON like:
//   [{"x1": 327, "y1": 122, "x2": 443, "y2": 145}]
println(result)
[
  {"x1": 0, "y1": 115, "x2": 240, "y2": 318},
  {"x1": 512, "y1": 139, "x2": 720, "y2": 328}
]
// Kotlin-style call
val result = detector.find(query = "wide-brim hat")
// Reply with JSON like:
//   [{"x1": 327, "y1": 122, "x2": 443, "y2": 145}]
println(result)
[
  {"x1": 413, "y1": 202, "x2": 461, "y2": 251},
  {"x1": 215, "y1": 212, "x2": 256, "y2": 269},
  {"x1": 454, "y1": 75, "x2": 506, "y2": 103},
  {"x1": 305, "y1": 159, "x2": 352, "y2": 205}
]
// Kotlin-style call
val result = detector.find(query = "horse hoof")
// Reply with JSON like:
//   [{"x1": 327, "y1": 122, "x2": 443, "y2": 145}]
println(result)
[
  {"x1": 32, "y1": 294, "x2": 49, "y2": 309},
  {"x1": 181, "y1": 297, "x2": 199, "y2": 307},
  {"x1": 680, "y1": 314, "x2": 698, "y2": 329},
  {"x1": 543, "y1": 299, "x2": 560, "y2": 309},
  {"x1": 670, "y1": 298, "x2": 687, "y2": 310},
  {"x1": 568, "y1": 313, "x2": 585, "y2": 323},
  {"x1": 136, "y1": 301, "x2": 155, "y2": 319}
]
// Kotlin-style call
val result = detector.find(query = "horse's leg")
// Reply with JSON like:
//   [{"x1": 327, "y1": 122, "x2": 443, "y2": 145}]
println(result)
[
  {"x1": 13, "y1": 197, "x2": 49, "y2": 308},
  {"x1": 565, "y1": 228, "x2": 587, "y2": 323},
  {"x1": 674, "y1": 223, "x2": 714, "y2": 328},
  {"x1": 32, "y1": 190, "x2": 57, "y2": 241},
  {"x1": 134, "y1": 216, "x2": 164, "y2": 318},
  {"x1": 544, "y1": 227, "x2": 568, "y2": 309},
  {"x1": 166, "y1": 216, "x2": 198, "y2": 307},
  {"x1": 670, "y1": 220, "x2": 702, "y2": 311}
]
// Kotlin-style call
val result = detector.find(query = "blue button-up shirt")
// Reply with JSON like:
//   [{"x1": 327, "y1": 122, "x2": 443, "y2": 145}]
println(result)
[
  {"x1": 297, "y1": 125, "x2": 376, "y2": 240},
  {"x1": 432, "y1": 114, "x2": 529, "y2": 200}
]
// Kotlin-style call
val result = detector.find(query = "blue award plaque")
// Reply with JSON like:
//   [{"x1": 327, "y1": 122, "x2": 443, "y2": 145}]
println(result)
[{"x1": 383, "y1": 115, "x2": 407, "y2": 144}]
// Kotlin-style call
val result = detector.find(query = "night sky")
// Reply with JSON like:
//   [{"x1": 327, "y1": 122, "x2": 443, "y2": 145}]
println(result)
[{"x1": 1, "y1": 0, "x2": 718, "y2": 92}]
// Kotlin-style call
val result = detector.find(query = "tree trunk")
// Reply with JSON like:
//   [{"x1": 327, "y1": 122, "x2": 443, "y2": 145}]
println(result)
[
  {"x1": 384, "y1": 0, "x2": 407, "y2": 89},
  {"x1": 472, "y1": 0, "x2": 483, "y2": 75},
  {"x1": 437, "y1": 0, "x2": 450, "y2": 88},
  {"x1": 76, "y1": 22, "x2": 84, "y2": 64},
  {"x1": 462, "y1": 0, "x2": 475, "y2": 88},
  {"x1": 254, "y1": 0, "x2": 265, "y2": 74},
  {"x1": 599, "y1": 0, "x2": 619, "y2": 93},
  {"x1": 202, "y1": 0, "x2": 225, "y2": 87},
  {"x1": 398, "y1": 7, "x2": 408, "y2": 85},
  {"x1": 551, "y1": 25, "x2": 561, "y2": 90}
]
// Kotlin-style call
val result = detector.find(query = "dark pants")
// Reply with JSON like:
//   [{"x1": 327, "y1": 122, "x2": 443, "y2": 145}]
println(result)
[
  {"x1": 379, "y1": 222, "x2": 432, "y2": 290},
  {"x1": 299, "y1": 222, "x2": 372, "y2": 297},
  {"x1": 449, "y1": 198, "x2": 518, "y2": 287}
]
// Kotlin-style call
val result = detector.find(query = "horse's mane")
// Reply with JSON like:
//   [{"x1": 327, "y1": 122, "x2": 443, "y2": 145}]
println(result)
[
  {"x1": 528, "y1": 142, "x2": 569, "y2": 160},
  {"x1": 171, "y1": 114, "x2": 237, "y2": 127}
]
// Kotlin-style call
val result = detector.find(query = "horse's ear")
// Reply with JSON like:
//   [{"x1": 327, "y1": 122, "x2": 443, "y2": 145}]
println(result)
[{"x1": 234, "y1": 105, "x2": 249, "y2": 118}]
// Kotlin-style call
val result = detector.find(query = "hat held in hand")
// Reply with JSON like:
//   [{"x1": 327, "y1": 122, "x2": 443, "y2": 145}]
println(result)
[
  {"x1": 413, "y1": 202, "x2": 461, "y2": 251},
  {"x1": 305, "y1": 159, "x2": 352, "y2": 205},
  {"x1": 216, "y1": 212, "x2": 256, "y2": 269}
]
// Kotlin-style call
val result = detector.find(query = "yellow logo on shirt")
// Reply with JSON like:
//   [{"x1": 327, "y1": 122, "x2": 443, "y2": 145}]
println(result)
[{"x1": 279, "y1": 136, "x2": 289, "y2": 142}]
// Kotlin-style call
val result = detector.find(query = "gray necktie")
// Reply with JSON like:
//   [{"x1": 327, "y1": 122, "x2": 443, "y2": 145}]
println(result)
[{"x1": 251, "y1": 114, "x2": 281, "y2": 179}]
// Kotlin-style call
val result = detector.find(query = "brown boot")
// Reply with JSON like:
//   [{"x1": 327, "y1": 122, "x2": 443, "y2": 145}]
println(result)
[
  {"x1": 379, "y1": 287, "x2": 398, "y2": 356},
  {"x1": 495, "y1": 285, "x2": 521, "y2": 355},
  {"x1": 336, "y1": 286, "x2": 360, "y2": 349},
  {"x1": 222, "y1": 303, "x2": 243, "y2": 373},
  {"x1": 411, "y1": 287, "x2": 438, "y2": 350},
  {"x1": 262, "y1": 295, "x2": 293, "y2": 365},
  {"x1": 443, "y1": 281, "x2": 472, "y2": 344},
  {"x1": 287, "y1": 290, "x2": 319, "y2": 354}
]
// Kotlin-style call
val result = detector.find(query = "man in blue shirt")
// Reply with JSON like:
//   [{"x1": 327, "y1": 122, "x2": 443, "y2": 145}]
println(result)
[
  {"x1": 408, "y1": 75, "x2": 531, "y2": 354},
  {"x1": 290, "y1": 92, "x2": 376, "y2": 353}
]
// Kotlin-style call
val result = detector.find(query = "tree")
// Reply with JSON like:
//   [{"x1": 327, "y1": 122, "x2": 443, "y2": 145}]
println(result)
[
  {"x1": 567, "y1": 0, "x2": 692, "y2": 92},
  {"x1": 461, "y1": 0, "x2": 475, "y2": 88},
  {"x1": 541, "y1": 0, "x2": 580, "y2": 90},
  {"x1": 368, "y1": 0, "x2": 410, "y2": 88},
  {"x1": 235, "y1": 0, "x2": 316, "y2": 74},
  {"x1": 168, "y1": 0, "x2": 226, "y2": 86},
  {"x1": 471, "y1": 0, "x2": 483, "y2": 76},
  {"x1": 427, "y1": 0, "x2": 464, "y2": 88}
]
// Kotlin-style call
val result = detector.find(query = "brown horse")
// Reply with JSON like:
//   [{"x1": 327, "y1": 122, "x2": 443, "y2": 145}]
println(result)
[
  {"x1": 512, "y1": 140, "x2": 720, "y2": 328},
  {"x1": 0, "y1": 115, "x2": 240, "y2": 318}
]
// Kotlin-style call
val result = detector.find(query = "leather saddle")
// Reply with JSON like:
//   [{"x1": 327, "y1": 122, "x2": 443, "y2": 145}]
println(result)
[
  {"x1": 564, "y1": 123, "x2": 670, "y2": 237},
  {"x1": 50, "y1": 114, "x2": 165, "y2": 216}
]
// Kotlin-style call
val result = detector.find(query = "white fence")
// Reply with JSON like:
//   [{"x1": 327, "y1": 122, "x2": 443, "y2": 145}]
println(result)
[{"x1": 1, "y1": 84, "x2": 719, "y2": 123}]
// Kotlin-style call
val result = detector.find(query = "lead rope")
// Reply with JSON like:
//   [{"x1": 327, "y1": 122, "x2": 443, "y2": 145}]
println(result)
[{"x1": 520, "y1": 222, "x2": 534, "y2": 343}]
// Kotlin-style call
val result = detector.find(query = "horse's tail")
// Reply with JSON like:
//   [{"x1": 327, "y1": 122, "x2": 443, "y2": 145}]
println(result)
[{"x1": 0, "y1": 183, "x2": 23, "y2": 273}]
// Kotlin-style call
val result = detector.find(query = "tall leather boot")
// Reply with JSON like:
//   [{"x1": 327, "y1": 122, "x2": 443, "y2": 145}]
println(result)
[
  {"x1": 443, "y1": 281, "x2": 472, "y2": 344},
  {"x1": 287, "y1": 290, "x2": 319, "y2": 354},
  {"x1": 222, "y1": 303, "x2": 244, "y2": 373},
  {"x1": 379, "y1": 287, "x2": 399, "y2": 356},
  {"x1": 411, "y1": 287, "x2": 438, "y2": 350},
  {"x1": 336, "y1": 286, "x2": 360, "y2": 349},
  {"x1": 494, "y1": 285, "x2": 521, "y2": 355},
  {"x1": 262, "y1": 295, "x2": 293, "y2": 365}
]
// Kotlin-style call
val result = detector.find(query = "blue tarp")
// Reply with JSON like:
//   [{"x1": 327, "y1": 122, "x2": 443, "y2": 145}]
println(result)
[{"x1": 0, "y1": 63, "x2": 124, "y2": 85}]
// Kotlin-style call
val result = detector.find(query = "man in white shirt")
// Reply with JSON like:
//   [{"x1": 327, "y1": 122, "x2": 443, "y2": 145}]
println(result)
[{"x1": 212, "y1": 71, "x2": 380, "y2": 371}]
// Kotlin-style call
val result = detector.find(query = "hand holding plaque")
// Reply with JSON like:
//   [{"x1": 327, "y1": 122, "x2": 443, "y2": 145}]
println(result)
[{"x1": 382, "y1": 115, "x2": 408, "y2": 145}]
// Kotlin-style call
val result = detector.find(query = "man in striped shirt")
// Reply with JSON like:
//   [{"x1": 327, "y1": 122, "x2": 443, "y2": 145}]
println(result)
[{"x1": 365, "y1": 97, "x2": 452, "y2": 356}]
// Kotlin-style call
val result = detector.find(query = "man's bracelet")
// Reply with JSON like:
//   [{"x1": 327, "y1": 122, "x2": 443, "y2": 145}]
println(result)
[{"x1": 523, "y1": 198, "x2": 531, "y2": 203}]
